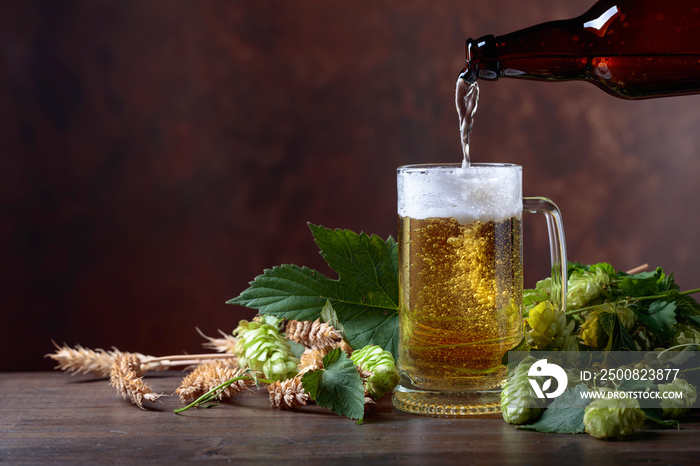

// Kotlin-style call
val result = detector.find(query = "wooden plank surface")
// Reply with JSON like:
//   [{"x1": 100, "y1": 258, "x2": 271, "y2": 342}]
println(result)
[{"x1": 1, "y1": 371, "x2": 700, "y2": 464}]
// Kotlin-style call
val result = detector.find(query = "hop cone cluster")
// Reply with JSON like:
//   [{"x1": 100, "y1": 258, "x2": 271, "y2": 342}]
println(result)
[
  {"x1": 567, "y1": 268, "x2": 609, "y2": 310},
  {"x1": 500, "y1": 357, "x2": 546, "y2": 425},
  {"x1": 233, "y1": 320, "x2": 299, "y2": 382},
  {"x1": 583, "y1": 397, "x2": 645, "y2": 439},
  {"x1": 527, "y1": 301, "x2": 575, "y2": 350},
  {"x1": 349, "y1": 345, "x2": 399, "y2": 400},
  {"x1": 659, "y1": 378, "x2": 697, "y2": 419}
]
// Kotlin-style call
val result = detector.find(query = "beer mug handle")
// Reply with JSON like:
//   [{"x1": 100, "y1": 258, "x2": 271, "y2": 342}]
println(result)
[{"x1": 523, "y1": 197, "x2": 568, "y2": 311}]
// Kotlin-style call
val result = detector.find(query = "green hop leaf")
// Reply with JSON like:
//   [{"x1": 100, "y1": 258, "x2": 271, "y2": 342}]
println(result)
[
  {"x1": 618, "y1": 269, "x2": 663, "y2": 298},
  {"x1": 580, "y1": 302, "x2": 637, "y2": 350},
  {"x1": 320, "y1": 300, "x2": 347, "y2": 341},
  {"x1": 232, "y1": 320, "x2": 299, "y2": 382},
  {"x1": 350, "y1": 344, "x2": 399, "y2": 400},
  {"x1": 583, "y1": 397, "x2": 645, "y2": 439},
  {"x1": 635, "y1": 301, "x2": 677, "y2": 343},
  {"x1": 228, "y1": 224, "x2": 399, "y2": 357},
  {"x1": 523, "y1": 278, "x2": 553, "y2": 310},
  {"x1": 518, "y1": 384, "x2": 591, "y2": 434},
  {"x1": 301, "y1": 348, "x2": 366, "y2": 421}
]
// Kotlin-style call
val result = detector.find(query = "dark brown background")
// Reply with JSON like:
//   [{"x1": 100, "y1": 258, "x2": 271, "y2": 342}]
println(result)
[{"x1": 3, "y1": 0, "x2": 700, "y2": 372}]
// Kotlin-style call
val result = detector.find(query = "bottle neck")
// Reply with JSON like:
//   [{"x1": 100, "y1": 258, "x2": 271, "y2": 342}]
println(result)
[
  {"x1": 463, "y1": 1, "x2": 618, "y2": 82},
  {"x1": 466, "y1": 19, "x2": 592, "y2": 84}
]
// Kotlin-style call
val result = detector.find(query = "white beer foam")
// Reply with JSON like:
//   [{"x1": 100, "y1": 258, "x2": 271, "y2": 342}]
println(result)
[{"x1": 398, "y1": 165, "x2": 522, "y2": 224}]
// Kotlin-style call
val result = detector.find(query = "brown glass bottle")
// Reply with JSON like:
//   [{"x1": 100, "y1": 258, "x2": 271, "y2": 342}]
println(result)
[{"x1": 462, "y1": 0, "x2": 700, "y2": 99}]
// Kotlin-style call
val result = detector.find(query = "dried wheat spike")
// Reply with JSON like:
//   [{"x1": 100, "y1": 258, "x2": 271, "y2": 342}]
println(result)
[
  {"x1": 268, "y1": 376, "x2": 310, "y2": 409},
  {"x1": 109, "y1": 353, "x2": 162, "y2": 409},
  {"x1": 47, "y1": 342, "x2": 166, "y2": 376},
  {"x1": 175, "y1": 360, "x2": 249, "y2": 403},
  {"x1": 197, "y1": 328, "x2": 237, "y2": 355},
  {"x1": 285, "y1": 318, "x2": 343, "y2": 351},
  {"x1": 46, "y1": 342, "x2": 119, "y2": 377}
]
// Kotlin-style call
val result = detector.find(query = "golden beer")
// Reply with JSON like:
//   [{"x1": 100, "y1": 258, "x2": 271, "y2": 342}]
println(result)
[
  {"x1": 394, "y1": 163, "x2": 526, "y2": 414},
  {"x1": 398, "y1": 215, "x2": 524, "y2": 392},
  {"x1": 393, "y1": 163, "x2": 566, "y2": 415}
]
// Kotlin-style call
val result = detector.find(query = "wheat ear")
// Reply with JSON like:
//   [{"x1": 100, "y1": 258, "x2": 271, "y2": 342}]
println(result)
[
  {"x1": 285, "y1": 318, "x2": 347, "y2": 351},
  {"x1": 47, "y1": 342, "x2": 236, "y2": 375},
  {"x1": 109, "y1": 354, "x2": 163, "y2": 409},
  {"x1": 268, "y1": 376, "x2": 310, "y2": 409},
  {"x1": 46, "y1": 342, "x2": 121, "y2": 377}
]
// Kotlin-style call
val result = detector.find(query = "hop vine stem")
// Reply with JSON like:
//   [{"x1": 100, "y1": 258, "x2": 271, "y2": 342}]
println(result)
[
  {"x1": 174, "y1": 372, "x2": 274, "y2": 414},
  {"x1": 564, "y1": 287, "x2": 700, "y2": 316}
]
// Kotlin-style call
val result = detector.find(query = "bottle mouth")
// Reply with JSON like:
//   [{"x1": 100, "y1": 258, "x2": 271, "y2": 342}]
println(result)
[
  {"x1": 459, "y1": 65, "x2": 477, "y2": 84},
  {"x1": 460, "y1": 39, "x2": 478, "y2": 83}
]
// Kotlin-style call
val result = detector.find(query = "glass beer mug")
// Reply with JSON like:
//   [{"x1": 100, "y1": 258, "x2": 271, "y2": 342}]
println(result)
[{"x1": 393, "y1": 163, "x2": 567, "y2": 415}]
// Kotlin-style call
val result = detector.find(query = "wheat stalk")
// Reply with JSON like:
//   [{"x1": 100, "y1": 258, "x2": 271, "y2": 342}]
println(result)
[
  {"x1": 109, "y1": 353, "x2": 163, "y2": 409},
  {"x1": 47, "y1": 342, "x2": 236, "y2": 375},
  {"x1": 45, "y1": 342, "x2": 162, "y2": 377}
]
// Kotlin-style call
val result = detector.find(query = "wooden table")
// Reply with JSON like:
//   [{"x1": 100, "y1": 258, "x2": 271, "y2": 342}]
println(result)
[{"x1": 2, "y1": 372, "x2": 700, "y2": 464}]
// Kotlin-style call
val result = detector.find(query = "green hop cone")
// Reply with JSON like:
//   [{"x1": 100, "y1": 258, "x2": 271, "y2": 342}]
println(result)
[
  {"x1": 501, "y1": 357, "x2": 546, "y2": 425},
  {"x1": 583, "y1": 397, "x2": 645, "y2": 439},
  {"x1": 567, "y1": 268, "x2": 610, "y2": 310},
  {"x1": 526, "y1": 301, "x2": 575, "y2": 350},
  {"x1": 671, "y1": 324, "x2": 700, "y2": 346},
  {"x1": 232, "y1": 319, "x2": 300, "y2": 382},
  {"x1": 350, "y1": 345, "x2": 399, "y2": 400},
  {"x1": 579, "y1": 310, "x2": 602, "y2": 348},
  {"x1": 659, "y1": 378, "x2": 697, "y2": 419}
]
